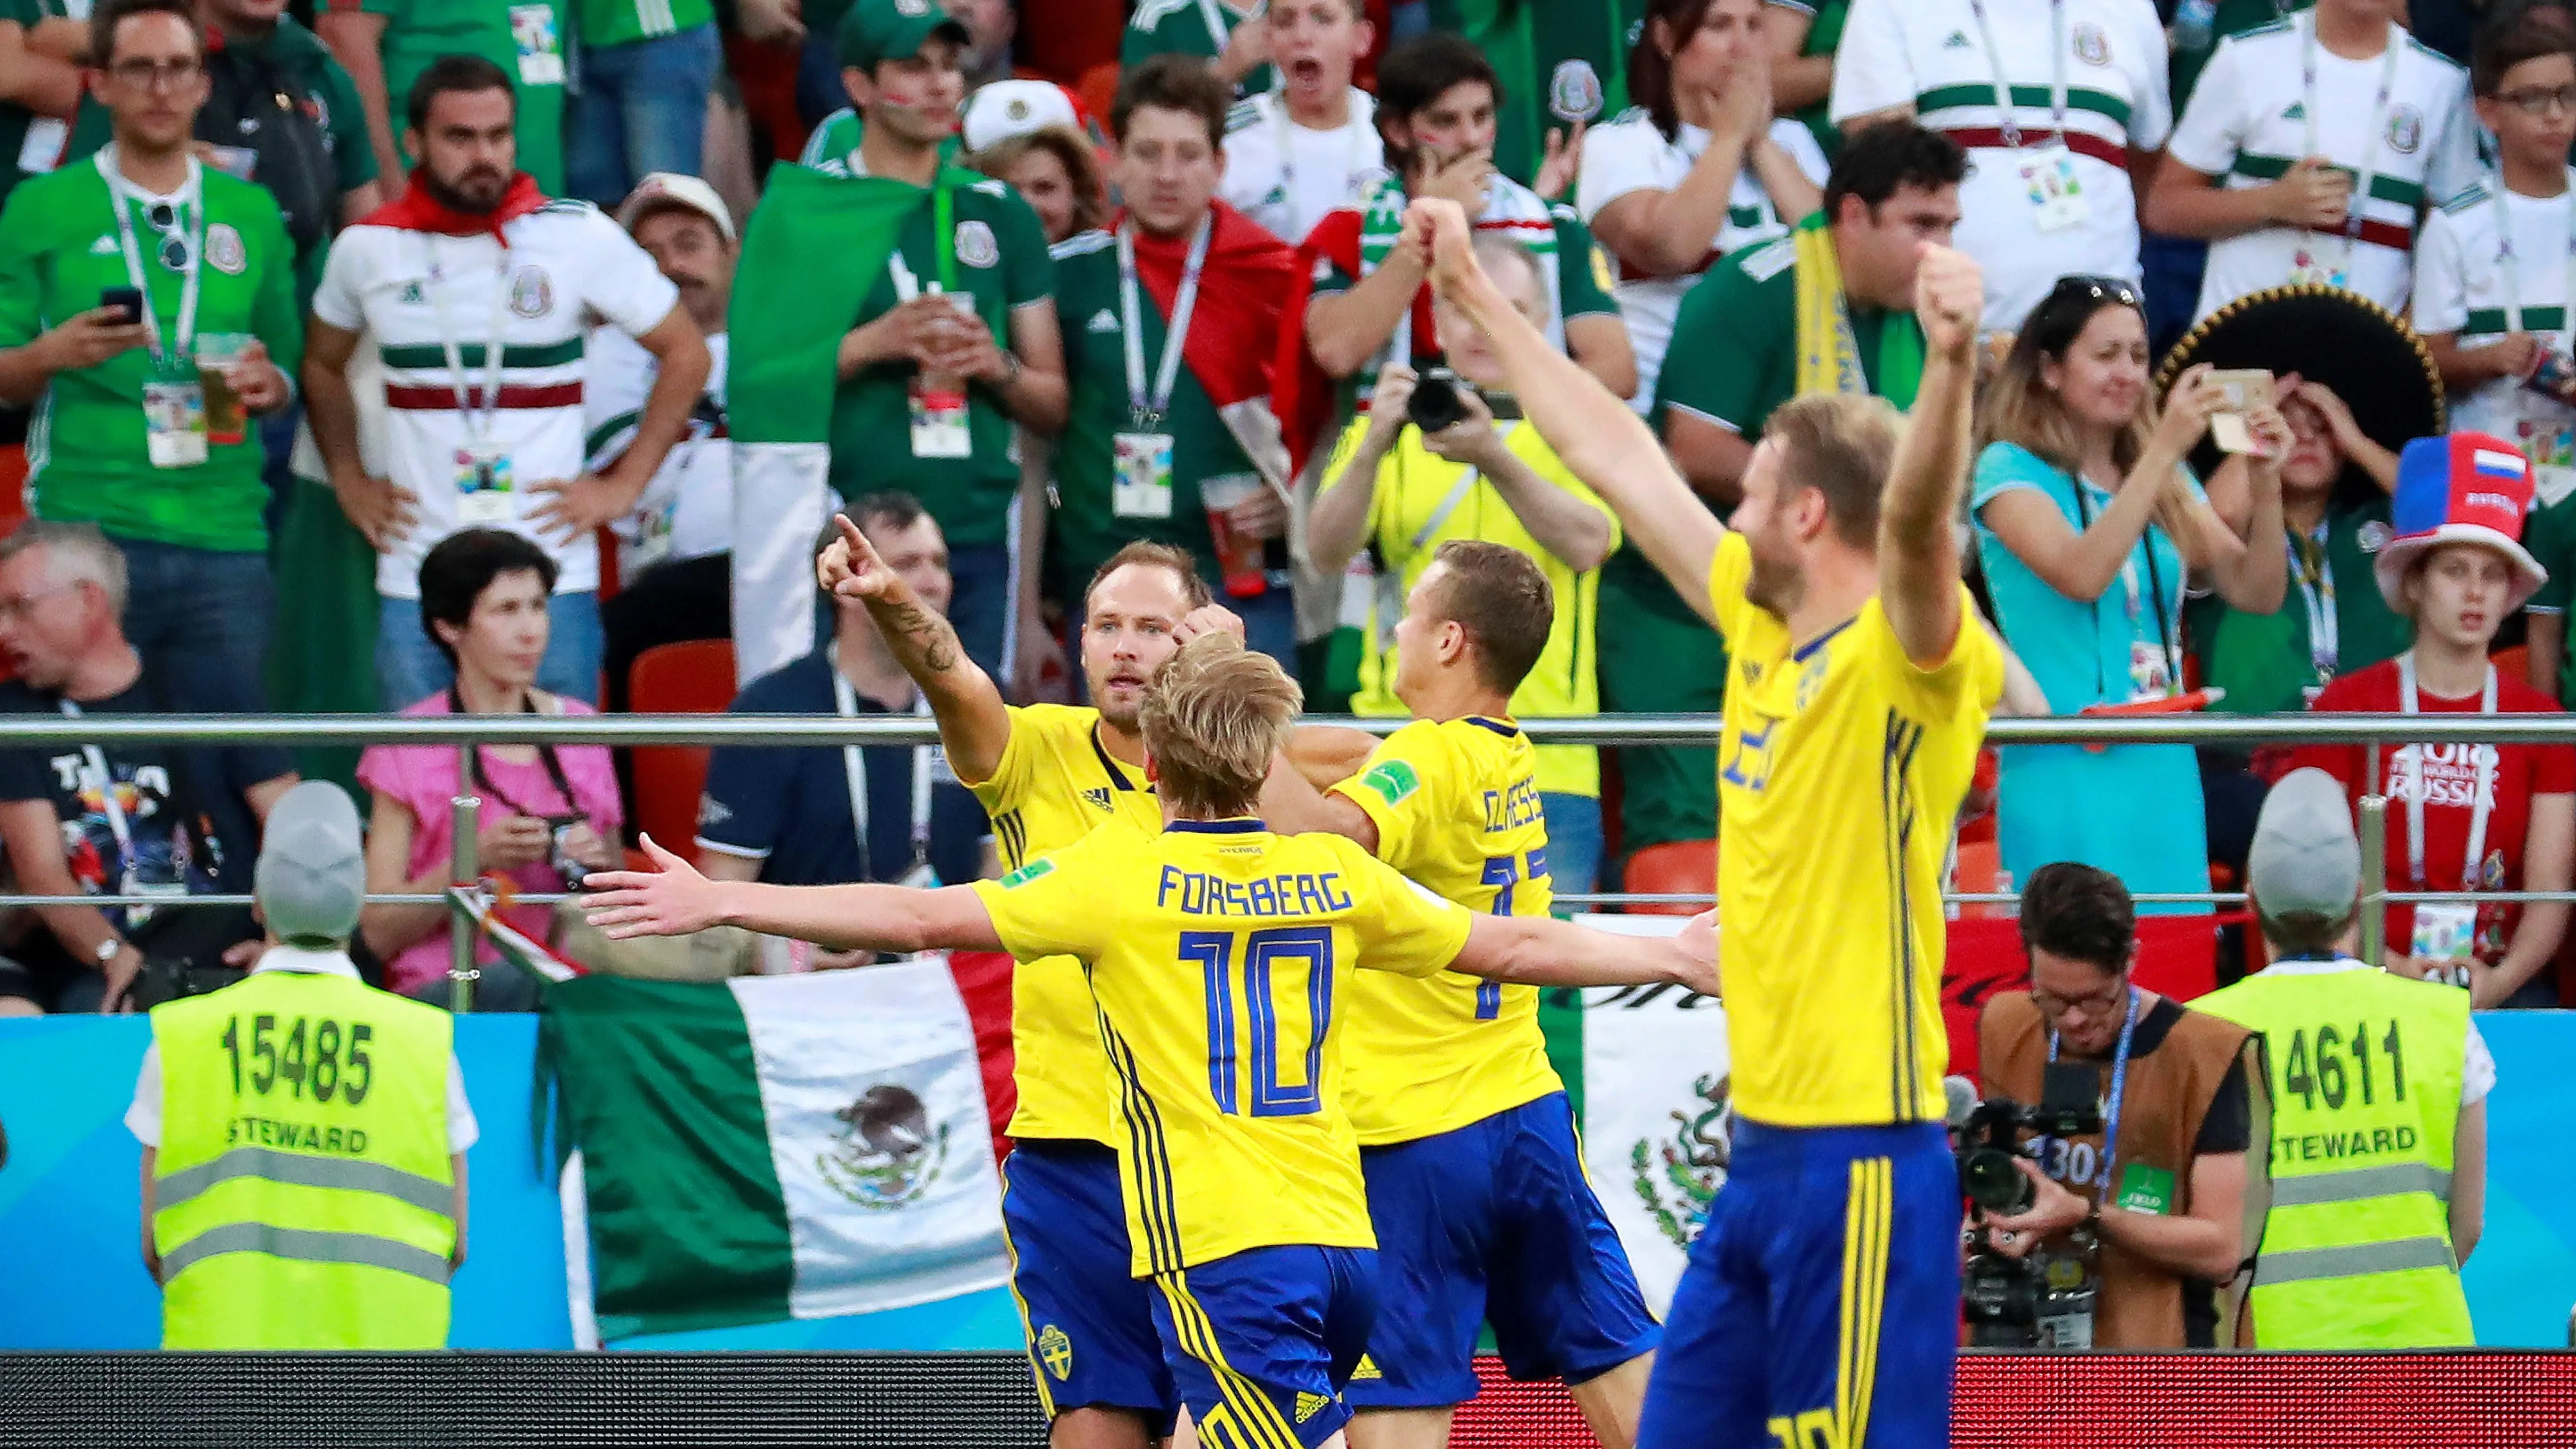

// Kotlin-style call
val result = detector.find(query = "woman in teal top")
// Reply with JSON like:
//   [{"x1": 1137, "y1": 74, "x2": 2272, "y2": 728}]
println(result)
[{"x1": 1971, "y1": 276, "x2": 2292, "y2": 913}]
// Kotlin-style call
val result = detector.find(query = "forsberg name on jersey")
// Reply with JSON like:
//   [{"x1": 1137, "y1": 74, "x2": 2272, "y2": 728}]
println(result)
[
  {"x1": 1483, "y1": 776, "x2": 1544, "y2": 835},
  {"x1": 1157, "y1": 865, "x2": 1357, "y2": 918},
  {"x1": 2394, "y1": 742, "x2": 2499, "y2": 808}
]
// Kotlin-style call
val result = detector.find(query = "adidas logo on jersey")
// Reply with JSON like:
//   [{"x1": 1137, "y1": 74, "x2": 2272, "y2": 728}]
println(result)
[
  {"x1": 1087, "y1": 308, "x2": 1119, "y2": 333},
  {"x1": 1294, "y1": 1393, "x2": 1330, "y2": 1424},
  {"x1": 1084, "y1": 786, "x2": 1114, "y2": 810},
  {"x1": 1350, "y1": 1355, "x2": 1384, "y2": 1380},
  {"x1": 2282, "y1": 101, "x2": 2307, "y2": 121},
  {"x1": 1942, "y1": 29, "x2": 1972, "y2": 48},
  {"x1": 88, "y1": 235, "x2": 119, "y2": 256}
]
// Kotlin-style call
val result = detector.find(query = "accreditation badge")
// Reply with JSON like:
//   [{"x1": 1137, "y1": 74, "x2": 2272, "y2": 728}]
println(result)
[
  {"x1": 510, "y1": 4, "x2": 566, "y2": 85},
  {"x1": 2112, "y1": 1162, "x2": 2175, "y2": 1216},
  {"x1": 454, "y1": 443, "x2": 516, "y2": 524},
  {"x1": 1111, "y1": 431, "x2": 1176, "y2": 518},
  {"x1": 2410, "y1": 902, "x2": 2479, "y2": 982},
  {"x1": 2019, "y1": 145, "x2": 2088, "y2": 233},
  {"x1": 908, "y1": 378, "x2": 973, "y2": 459},
  {"x1": 141, "y1": 380, "x2": 209, "y2": 468}
]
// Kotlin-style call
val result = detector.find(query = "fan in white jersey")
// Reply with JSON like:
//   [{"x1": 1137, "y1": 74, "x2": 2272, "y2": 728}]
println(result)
[
  {"x1": 1217, "y1": 0, "x2": 1385, "y2": 246},
  {"x1": 1577, "y1": 0, "x2": 1827, "y2": 416},
  {"x1": 305, "y1": 57, "x2": 711, "y2": 709},
  {"x1": 2417, "y1": 10, "x2": 2576, "y2": 510},
  {"x1": 2145, "y1": 0, "x2": 2477, "y2": 325},
  {"x1": 1827, "y1": 0, "x2": 2170, "y2": 335}
]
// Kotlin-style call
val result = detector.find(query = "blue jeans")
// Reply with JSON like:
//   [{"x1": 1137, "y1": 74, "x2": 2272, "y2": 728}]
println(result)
[
  {"x1": 377, "y1": 591, "x2": 604, "y2": 708},
  {"x1": 565, "y1": 23, "x2": 721, "y2": 207},
  {"x1": 1539, "y1": 790, "x2": 1602, "y2": 902},
  {"x1": 113, "y1": 538, "x2": 274, "y2": 713},
  {"x1": 796, "y1": 26, "x2": 846, "y2": 129},
  {"x1": 2140, "y1": 231, "x2": 2209, "y2": 361}
]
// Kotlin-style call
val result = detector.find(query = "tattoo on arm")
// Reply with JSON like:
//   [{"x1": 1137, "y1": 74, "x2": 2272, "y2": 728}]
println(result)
[{"x1": 882, "y1": 600, "x2": 962, "y2": 673}]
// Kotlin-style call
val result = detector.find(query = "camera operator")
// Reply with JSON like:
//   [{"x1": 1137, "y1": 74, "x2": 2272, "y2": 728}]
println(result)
[{"x1": 1975, "y1": 861, "x2": 2264, "y2": 1347}]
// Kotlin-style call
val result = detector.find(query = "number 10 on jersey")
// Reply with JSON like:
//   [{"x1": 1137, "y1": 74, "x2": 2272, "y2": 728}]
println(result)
[{"x1": 1182, "y1": 927, "x2": 1335, "y2": 1119}]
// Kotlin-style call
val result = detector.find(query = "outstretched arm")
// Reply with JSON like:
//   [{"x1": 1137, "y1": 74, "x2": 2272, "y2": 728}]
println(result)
[
  {"x1": 1446, "y1": 910, "x2": 1719, "y2": 994},
  {"x1": 819, "y1": 514, "x2": 1015, "y2": 784},
  {"x1": 1877, "y1": 244, "x2": 1979, "y2": 670},
  {"x1": 583, "y1": 836, "x2": 1005, "y2": 954},
  {"x1": 1411, "y1": 197, "x2": 1727, "y2": 617}
]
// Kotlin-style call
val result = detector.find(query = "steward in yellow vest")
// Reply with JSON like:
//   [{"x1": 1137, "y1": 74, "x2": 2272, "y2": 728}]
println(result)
[
  {"x1": 128, "y1": 781, "x2": 476, "y2": 1348},
  {"x1": 2201, "y1": 767, "x2": 2491, "y2": 1348}
]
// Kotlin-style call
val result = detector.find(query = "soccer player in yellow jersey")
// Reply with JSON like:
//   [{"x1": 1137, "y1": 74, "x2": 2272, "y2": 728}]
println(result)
[
  {"x1": 1261, "y1": 540, "x2": 1659, "y2": 1449},
  {"x1": 812, "y1": 523, "x2": 1371, "y2": 1449},
  {"x1": 583, "y1": 636, "x2": 1718, "y2": 1449},
  {"x1": 1415, "y1": 193, "x2": 2004, "y2": 1448}
]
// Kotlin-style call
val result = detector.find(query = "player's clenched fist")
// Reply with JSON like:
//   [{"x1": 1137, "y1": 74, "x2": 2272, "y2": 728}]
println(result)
[
  {"x1": 1912, "y1": 243, "x2": 1983, "y2": 359},
  {"x1": 1402, "y1": 196, "x2": 1479, "y2": 293}
]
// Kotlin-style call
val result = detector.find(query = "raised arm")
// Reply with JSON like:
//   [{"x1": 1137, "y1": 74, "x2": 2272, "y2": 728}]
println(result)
[
  {"x1": 1876, "y1": 243, "x2": 1978, "y2": 669},
  {"x1": 583, "y1": 836, "x2": 1005, "y2": 953},
  {"x1": 819, "y1": 514, "x2": 1015, "y2": 784},
  {"x1": 1413, "y1": 197, "x2": 1727, "y2": 617},
  {"x1": 1446, "y1": 910, "x2": 1719, "y2": 994}
]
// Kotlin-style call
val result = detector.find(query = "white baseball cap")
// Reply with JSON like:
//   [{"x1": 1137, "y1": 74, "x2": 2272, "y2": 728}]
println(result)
[
  {"x1": 617, "y1": 172, "x2": 736, "y2": 245},
  {"x1": 961, "y1": 79, "x2": 1082, "y2": 154}
]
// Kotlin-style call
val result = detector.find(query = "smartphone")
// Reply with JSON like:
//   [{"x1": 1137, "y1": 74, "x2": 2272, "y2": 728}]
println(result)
[
  {"x1": 2203, "y1": 368, "x2": 2274, "y2": 455},
  {"x1": 98, "y1": 286, "x2": 143, "y2": 326}
]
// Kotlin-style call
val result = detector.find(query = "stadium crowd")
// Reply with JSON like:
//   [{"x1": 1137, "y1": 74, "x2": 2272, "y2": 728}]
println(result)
[{"x1": 0, "y1": 0, "x2": 2572, "y2": 1019}]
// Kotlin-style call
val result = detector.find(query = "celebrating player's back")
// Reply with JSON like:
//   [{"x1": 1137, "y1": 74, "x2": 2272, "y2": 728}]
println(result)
[
  {"x1": 581, "y1": 636, "x2": 1717, "y2": 1449},
  {"x1": 1265, "y1": 541, "x2": 1661, "y2": 1449},
  {"x1": 1411, "y1": 193, "x2": 2001, "y2": 1449}
]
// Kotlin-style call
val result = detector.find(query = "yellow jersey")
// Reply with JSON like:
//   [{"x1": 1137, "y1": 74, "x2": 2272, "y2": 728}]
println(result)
[
  {"x1": 1333, "y1": 416, "x2": 1618, "y2": 798},
  {"x1": 964, "y1": 703, "x2": 1164, "y2": 1144},
  {"x1": 1328, "y1": 716, "x2": 1563, "y2": 1144},
  {"x1": 1706, "y1": 530, "x2": 2002, "y2": 1127},
  {"x1": 973, "y1": 819, "x2": 1475, "y2": 1275}
]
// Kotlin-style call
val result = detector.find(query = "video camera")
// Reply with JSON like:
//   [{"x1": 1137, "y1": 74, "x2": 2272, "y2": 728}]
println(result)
[{"x1": 1953, "y1": 1065, "x2": 2104, "y2": 1349}]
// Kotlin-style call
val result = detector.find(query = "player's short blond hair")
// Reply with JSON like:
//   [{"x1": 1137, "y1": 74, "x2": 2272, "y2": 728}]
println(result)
[
  {"x1": 1766, "y1": 392, "x2": 1902, "y2": 550},
  {"x1": 1141, "y1": 636, "x2": 1303, "y2": 819}
]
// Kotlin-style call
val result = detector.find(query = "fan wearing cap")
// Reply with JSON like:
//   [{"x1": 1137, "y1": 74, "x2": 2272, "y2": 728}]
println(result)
[
  {"x1": 591, "y1": 174, "x2": 737, "y2": 712},
  {"x1": 798, "y1": 0, "x2": 1067, "y2": 679},
  {"x1": 971, "y1": 123, "x2": 1111, "y2": 247},
  {"x1": 803, "y1": 75, "x2": 1081, "y2": 183},
  {"x1": 2292, "y1": 435, "x2": 2574, "y2": 1010},
  {"x1": 1970, "y1": 274, "x2": 2290, "y2": 916},
  {"x1": 127, "y1": 780, "x2": 480, "y2": 1349}
]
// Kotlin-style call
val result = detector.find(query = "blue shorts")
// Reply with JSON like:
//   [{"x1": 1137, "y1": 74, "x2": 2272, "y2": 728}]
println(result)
[
  {"x1": 1637, "y1": 1121, "x2": 1957, "y2": 1449},
  {"x1": 1001, "y1": 1139, "x2": 1175, "y2": 1420},
  {"x1": 1151, "y1": 1245, "x2": 1378, "y2": 1449},
  {"x1": 1348, "y1": 1092, "x2": 1660, "y2": 1408}
]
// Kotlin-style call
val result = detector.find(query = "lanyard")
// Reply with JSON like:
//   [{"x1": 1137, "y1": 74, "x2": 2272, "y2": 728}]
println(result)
[
  {"x1": 1965, "y1": 0, "x2": 2064, "y2": 150},
  {"x1": 2289, "y1": 523, "x2": 2338, "y2": 682},
  {"x1": 421, "y1": 233, "x2": 514, "y2": 444},
  {"x1": 2048, "y1": 985, "x2": 2139, "y2": 1191},
  {"x1": 446, "y1": 687, "x2": 578, "y2": 817},
  {"x1": 2299, "y1": 13, "x2": 2401, "y2": 258},
  {"x1": 97, "y1": 149, "x2": 204, "y2": 372},
  {"x1": 832, "y1": 668, "x2": 936, "y2": 881},
  {"x1": 1116, "y1": 214, "x2": 1213, "y2": 431},
  {"x1": 2398, "y1": 653, "x2": 2499, "y2": 890},
  {"x1": 2492, "y1": 181, "x2": 2576, "y2": 337},
  {"x1": 2073, "y1": 475, "x2": 2177, "y2": 697},
  {"x1": 58, "y1": 699, "x2": 135, "y2": 860}
]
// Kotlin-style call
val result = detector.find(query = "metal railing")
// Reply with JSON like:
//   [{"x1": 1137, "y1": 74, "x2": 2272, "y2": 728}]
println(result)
[{"x1": 9, "y1": 709, "x2": 2564, "y2": 1009}]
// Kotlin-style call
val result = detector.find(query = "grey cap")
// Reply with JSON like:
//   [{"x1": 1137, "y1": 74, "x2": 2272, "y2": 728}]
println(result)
[
  {"x1": 2248, "y1": 767, "x2": 2363, "y2": 924},
  {"x1": 255, "y1": 781, "x2": 367, "y2": 946}
]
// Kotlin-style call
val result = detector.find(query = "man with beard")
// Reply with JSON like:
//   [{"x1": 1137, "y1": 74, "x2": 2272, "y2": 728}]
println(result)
[
  {"x1": 303, "y1": 55, "x2": 709, "y2": 708},
  {"x1": 592, "y1": 172, "x2": 737, "y2": 712},
  {"x1": 1414, "y1": 192, "x2": 1998, "y2": 1447},
  {"x1": 813, "y1": 518, "x2": 1372, "y2": 1449}
]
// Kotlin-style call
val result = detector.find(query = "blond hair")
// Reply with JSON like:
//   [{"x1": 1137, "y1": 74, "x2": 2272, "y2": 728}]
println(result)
[
  {"x1": 1141, "y1": 636, "x2": 1303, "y2": 819},
  {"x1": 1766, "y1": 393, "x2": 1903, "y2": 549}
]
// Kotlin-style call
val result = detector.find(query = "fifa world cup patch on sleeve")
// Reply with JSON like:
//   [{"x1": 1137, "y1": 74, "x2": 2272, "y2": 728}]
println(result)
[
  {"x1": 999, "y1": 860, "x2": 1055, "y2": 888},
  {"x1": 1359, "y1": 760, "x2": 1419, "y2": 807}
]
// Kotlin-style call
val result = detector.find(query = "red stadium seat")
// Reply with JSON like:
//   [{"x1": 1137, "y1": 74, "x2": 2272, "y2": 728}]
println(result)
[
  {"x1": 1952, "y1": 838, "x2": 2006, "y2": 918},
  {"x1": 1621, "y1": 838, "x2": 1715, "y2": 916},
  {"x1": 628, "y1": 639, "x2": 737, "y2": 864},
  {"x1": 2491, "y1": 642, "x2": 2530, "y2": 685}
]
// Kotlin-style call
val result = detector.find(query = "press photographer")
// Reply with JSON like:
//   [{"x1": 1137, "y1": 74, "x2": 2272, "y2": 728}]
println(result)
[{"x1": 1975, "y1": 862, "x2": 2267, "y2": 1348}]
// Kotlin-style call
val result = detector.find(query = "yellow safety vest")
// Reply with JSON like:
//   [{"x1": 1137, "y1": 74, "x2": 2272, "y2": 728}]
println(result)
[
  {"x1": 148, "y1": 964, "x2": 459, "y2": 1349},
  {"x1": 2197, "y1": 961, "x2": 2474, "y2": 1348}
]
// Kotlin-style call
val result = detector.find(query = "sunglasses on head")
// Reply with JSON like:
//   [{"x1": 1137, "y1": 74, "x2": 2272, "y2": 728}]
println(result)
[
  {"x1": 2045, "y1": 274, "x2": 2142, "y2": 310},
  {"x1": 2024, "y1": 273, "x2": 2143, "y2": 352}
]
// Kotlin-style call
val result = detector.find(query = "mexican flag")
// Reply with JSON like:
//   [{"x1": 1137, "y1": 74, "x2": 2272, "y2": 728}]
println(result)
[
  {"x1": 1548, "y1": 915, "x2": 1730, "y2": 1313},
  {"x1": 727, "y1": 164, "x2": 950, "y2": 685},
  {"x1": 542, "y1": 964, "x2": 1009, "y2": 1342}
]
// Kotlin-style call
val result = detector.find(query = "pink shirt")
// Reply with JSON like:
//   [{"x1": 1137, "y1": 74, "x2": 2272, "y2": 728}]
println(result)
[{"x1": 359, "y1": 692, "x2": 624, "y2": 995}]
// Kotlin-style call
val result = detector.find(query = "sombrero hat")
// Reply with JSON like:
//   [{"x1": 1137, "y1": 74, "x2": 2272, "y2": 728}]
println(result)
[{"x1": 2155, "y1": 283, "x2": 2444, "y2": 492}]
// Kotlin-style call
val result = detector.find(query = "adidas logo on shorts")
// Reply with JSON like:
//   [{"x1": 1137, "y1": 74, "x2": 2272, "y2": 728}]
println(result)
[{"x1": 1294, "y1": 1392, "x2": 1329, "y2": 1423}]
